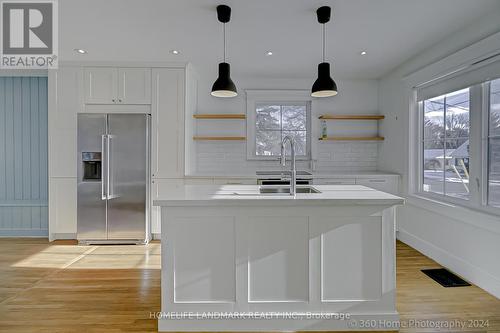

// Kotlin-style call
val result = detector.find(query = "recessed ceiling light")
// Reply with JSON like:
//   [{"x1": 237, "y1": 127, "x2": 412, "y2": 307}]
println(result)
[
  {"x1": 360, "y1": 51, "x2": 367, "y2": 55},
  {"x1": 171, "y1": 50, "x2": 180, "y2": 55},
  {"x1": 74, "y1": 48, "x2": 87, "y2": 54},
  {"x1": 266, "y1": 51, "x2": 273, "y2": 56}
]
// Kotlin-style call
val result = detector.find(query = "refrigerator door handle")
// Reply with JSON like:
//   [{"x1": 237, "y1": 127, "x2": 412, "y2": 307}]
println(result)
[
  {"x1": 101, "y1": 134, "x2": 107, "y2": 200},
  {"x1": 107, "y1": 134, "x2": 112, "y2": 200},
  {"x1": 107, "y1": 134, "x2": 119, "y2": 200}
]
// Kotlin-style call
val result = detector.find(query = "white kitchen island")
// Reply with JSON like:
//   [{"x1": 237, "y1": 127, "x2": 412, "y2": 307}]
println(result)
[{"x1": 154, "y1": 185, "x2": 404, "y2": 331}]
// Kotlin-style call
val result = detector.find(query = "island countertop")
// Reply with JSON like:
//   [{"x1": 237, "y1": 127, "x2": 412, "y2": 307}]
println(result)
[{"x1": 153, "y1": 184, "x2": 404, "y2": 207}]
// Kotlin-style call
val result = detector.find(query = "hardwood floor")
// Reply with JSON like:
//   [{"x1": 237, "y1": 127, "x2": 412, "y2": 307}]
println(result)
[{"x1": 0, "y1": 239, "x2": 498, "y2": 332}]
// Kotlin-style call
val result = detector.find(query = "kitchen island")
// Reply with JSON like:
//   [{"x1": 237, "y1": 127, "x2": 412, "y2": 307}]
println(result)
[{"x1": 154, "y1": 185, "x2": 404, "y2": 331}]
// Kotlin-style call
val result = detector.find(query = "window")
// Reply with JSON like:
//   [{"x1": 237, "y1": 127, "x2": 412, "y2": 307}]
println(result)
[
  {"x1": 488, "y1": 78, "x2": 500, "y2": 208},
  {"x1": 255, "y1": 103, "x2": 309, "y2": 157},
  {"x1": 422, "y1": 88, "x2": 470, "y2": 200},
  {"x1": 246, "y1": 90, "x2": 312, "y2": 160},
  {"x1": 416, "y1": 73, "x2": 500, "y2": 214}
]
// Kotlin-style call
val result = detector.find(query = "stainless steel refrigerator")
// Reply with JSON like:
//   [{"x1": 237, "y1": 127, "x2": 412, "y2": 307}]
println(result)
[{"x1": 77, "y1": 114, "x2": 151, "y2": 244}]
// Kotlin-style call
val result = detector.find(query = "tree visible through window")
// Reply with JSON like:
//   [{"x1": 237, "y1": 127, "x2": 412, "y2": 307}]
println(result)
[
  {"x1": 422, "y1": 88, "x2": 470, "y2": 200},
  {"x1": 255, "y1": 103, "x2": 309, "y2": 157}
]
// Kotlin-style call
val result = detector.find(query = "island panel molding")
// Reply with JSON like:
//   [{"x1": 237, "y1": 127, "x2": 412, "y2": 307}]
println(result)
[{"x1": 247, "y1": 217, "x2": 309, "y2": 303}]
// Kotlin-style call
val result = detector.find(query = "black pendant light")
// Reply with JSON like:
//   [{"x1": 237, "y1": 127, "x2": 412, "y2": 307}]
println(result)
[
  {"x1": 311, "y1": 6, "x2": 338, "y2": 98},
  {"x1": 211, "y1": 5, "x2": 237, "y2": 98}
]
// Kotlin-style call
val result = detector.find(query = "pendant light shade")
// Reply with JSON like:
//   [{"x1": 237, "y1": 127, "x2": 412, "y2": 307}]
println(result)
[
  {"x1": 211, "y1": 62, "x2": 237, "y2": 97},
  {"x1": 211, "y1": 5, "x2": 237, "y2": 98},
  {"x1": 311, "y1": 62, "x2": 338, "y2": 97},
  {"x1": 311, "y1": 6, "x2": 338, "y2": 98}
]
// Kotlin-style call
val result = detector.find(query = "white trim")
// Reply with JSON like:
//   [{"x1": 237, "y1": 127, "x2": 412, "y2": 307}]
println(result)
[
  {"x1": 406, "y1": 194, "x2": 500, "y2": 234},
  {"x1": 245, "y1": 90, "x2": 312, "y2": 161},
  {"x1": 403, "y1": 31, "x2": 500, "y2": 88},
  {"x1": 49, "y1": 233, "x2": 76, "y2": 240},
  {"x1": 397, "y1": 229, "x2": 500, "y2": 298},
  {"x1": 159, "y1": 312, "x2": 400, "y2": 332},
  {"x1": 59, "y1": 61, "x2": 188, "y2": 68},
  {"x1": 412, "y1": 81, "x2": 500, "y2": 218}
]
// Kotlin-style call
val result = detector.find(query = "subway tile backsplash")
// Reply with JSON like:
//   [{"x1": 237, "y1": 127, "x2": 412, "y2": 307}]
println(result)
[{"x1": 195, "y1": 141, "x2": 378, "y2": 174}]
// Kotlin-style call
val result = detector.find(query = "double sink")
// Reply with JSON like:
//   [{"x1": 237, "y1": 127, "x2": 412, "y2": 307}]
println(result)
[
  {"x1": 259, "y1": 186, "x2": 321, "y2": 194},
  {"x1": 255, "y1": 170, "x2": 320, "y2": 195}
]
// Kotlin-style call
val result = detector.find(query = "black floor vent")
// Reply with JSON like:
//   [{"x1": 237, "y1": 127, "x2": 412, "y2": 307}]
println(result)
[{"x1": 421, "y1": 268, "x2": 471, "y2": 287}]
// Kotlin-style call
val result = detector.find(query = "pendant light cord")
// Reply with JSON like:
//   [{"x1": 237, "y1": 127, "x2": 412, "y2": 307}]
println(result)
[
  {"x1": 223, "y1": 23, "x2": 226, "y2": 63},
  {"x1": 322, "y1": 23, "x2": 326, "y2": 62}
]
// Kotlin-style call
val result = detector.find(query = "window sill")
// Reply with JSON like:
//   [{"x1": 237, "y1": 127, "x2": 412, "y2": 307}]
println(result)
[{"x1": 406, "y1": 193, "x2": 500, "y2": 234}]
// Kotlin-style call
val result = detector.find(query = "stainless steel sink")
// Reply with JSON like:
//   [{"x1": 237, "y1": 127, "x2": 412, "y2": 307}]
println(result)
[{"x1": 259, "y1": 186, "x2": 321, "y2": 194}]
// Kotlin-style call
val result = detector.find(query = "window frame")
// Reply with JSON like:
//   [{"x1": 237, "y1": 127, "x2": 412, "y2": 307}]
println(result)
[
  {"x1": 246, "y1": 90, "x2": 312, "y2": 161},
  {"x1": 413, "y1": 81, "x2": 500, "y2": 216}
]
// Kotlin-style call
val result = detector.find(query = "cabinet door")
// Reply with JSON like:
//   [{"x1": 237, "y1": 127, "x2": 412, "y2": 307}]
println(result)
[
  {"x1": 117, "y1": 68, "x2": 151, "y2": 104},
  {"x1": 151, "y1": 68, "x2": 185, "y2": 178},
  {"x1": 83, "y1": 67, "x2": 118, "y2": 104}
]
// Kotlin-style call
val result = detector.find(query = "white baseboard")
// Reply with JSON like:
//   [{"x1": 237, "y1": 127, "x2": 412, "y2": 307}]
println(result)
[
  {"x1": 159, "y1": 312, "x2": 399, "y2": 331},
  {"x1": 50, "y1": 233, "x2": 77, "y2": 240},
  {"x1": 397, "y1": 229, "x2": 500, "y2": 298}
]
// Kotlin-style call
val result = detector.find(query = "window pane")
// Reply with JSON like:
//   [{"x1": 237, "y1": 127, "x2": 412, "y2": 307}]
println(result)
[
  {"x1": 256, "y1": 104, "x2": 281, "y2": 130},
  {"x1": 445, "y1": 88, "x2": 469, "y2": 139},
  {"x1": 423, "y1": 140, "x2": 444, "y2": 194},
  {"x1": 488, "y1": 79, "x2": 500, "y2": 207},
  {"x1": 488, "y1": 138, "x2": 500, "y2": 207},
  {"x1": 283, "y1": 131, "x2": 307, "y2": 156},
  {"x1": 424, "y1": 97, "x2": 444, "y2": 142},
  {"x1": 490, "y1": 78, "x2": 500, "y2": 136},
  {"x1": 445, "y1": 138, "x2": 470, "y2": 200},
  {"x1": 256, "y1": 130, "x2": 281, "y2": 156},
  {"x1": 282, "y1": 105, "x2": 306, "y2": 130}
]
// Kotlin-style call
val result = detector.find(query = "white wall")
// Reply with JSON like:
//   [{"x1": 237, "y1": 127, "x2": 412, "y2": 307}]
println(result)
[
  {"x1": 190, "y1": 67, "x2": 381, "y2": 175},
  {"x1": 378, "y1": 7, "x2": 500, "y2": 297}
]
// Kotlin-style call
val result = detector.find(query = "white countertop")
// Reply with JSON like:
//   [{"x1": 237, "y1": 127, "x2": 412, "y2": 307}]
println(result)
[
  {"x1": 153, "y1": 184, "x2": 404, "y2": 207},
  {"x1": 184, "y1": 171, "x2": 400, "y2": 179}
]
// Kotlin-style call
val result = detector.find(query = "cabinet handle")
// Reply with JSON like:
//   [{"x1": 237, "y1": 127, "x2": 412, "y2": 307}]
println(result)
[
  {"x1": 112, "y1": 99, "x2": 116, "y2": 103},
  {"x1": 118, "y1": 99, "x2": 122, "y2": 103}
]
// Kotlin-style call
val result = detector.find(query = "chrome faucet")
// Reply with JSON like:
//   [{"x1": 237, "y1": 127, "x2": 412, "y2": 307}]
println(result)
[{"x1": 280, "y1": 135, "x2": 296, "y2": 196}]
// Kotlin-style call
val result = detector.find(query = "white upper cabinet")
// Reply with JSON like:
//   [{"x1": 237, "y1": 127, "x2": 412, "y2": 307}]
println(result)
[
  {"x1": 118, "y1": 68, "x2": 151, "y2": 104},
  {"x1": 84, "y1": 67, "x2": 151, "y2": 105},
  {"x1": 151, "y1": 68, "x2": 185, "y2": 178},
  {"x1": 84, "y1": 67, "x2": 118, "y2": 104}
]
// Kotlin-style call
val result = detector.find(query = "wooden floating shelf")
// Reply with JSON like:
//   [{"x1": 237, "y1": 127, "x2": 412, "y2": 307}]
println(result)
[
  {"x1": 319, "y1": 115, "x2": 385, "y2": 120},
  {"x1": 193, "y1": 114, "x2": 246, "y2": 119},
  {"x1": 319, "y1": 136, "x2": 385, "y2": 141},
  {"x1": 193, "y1": 136, "x2": 246, "y2": 141}
]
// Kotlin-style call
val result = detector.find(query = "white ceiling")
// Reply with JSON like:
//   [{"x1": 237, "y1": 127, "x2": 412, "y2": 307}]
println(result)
[{"x1": 60, "y1": 0, "x2": 500, "y2": 79}]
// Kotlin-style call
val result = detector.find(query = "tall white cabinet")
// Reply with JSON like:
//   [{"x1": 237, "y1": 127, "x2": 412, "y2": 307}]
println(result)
[
  {"x1": 48, "y1": 63, "x2": 190, "y2": 240},
  {"x1": 150, "y1": 68, "x2": 186, "y2": 236}
]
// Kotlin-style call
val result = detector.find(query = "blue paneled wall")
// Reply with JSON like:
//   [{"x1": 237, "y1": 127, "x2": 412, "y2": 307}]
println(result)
[{"x1": 0, "y1": 77, "x2": 48, "y2": 236}]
